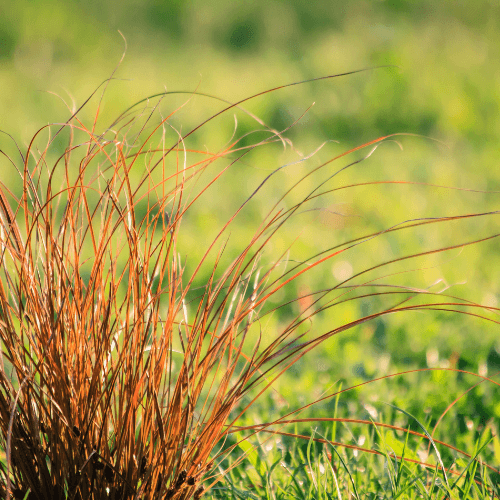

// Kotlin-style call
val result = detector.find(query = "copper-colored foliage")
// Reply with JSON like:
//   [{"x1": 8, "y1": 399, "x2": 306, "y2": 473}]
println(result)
[{"x1": 0, "y1": 68, "x2": 498, "y2": 500}]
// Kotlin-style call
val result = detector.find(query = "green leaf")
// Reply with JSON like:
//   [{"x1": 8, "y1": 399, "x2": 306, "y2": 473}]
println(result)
[
  {"x1": 235, "y1": 432, "x2": 266, "y2": 477},
  {"x1": 493, "y1": 434, "x2": 500, "y2": 464}
]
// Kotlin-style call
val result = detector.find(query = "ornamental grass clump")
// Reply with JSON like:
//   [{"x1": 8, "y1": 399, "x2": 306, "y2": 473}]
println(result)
[{"x1": 0, "y1": 70, "x2": 498, "y2": 499}]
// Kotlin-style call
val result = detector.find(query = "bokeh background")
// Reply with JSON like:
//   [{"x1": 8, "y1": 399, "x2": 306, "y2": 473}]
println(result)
[
  {"x1": 2, "y1": 0, "x2": 500, "y2": 457},
  {"x1": 3, "y1": 1, "x2": 500, "y2": 153}
]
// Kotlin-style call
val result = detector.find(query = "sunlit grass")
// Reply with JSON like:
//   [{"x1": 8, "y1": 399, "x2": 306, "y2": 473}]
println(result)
[{"x1": 0, "y1": 66, "x2": 499, "y2": 499}]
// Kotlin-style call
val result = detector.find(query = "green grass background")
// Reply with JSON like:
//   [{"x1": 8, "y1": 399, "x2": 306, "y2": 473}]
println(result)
[{"x1": 2, "y1": 1, "x2": 500, "y2": 496}]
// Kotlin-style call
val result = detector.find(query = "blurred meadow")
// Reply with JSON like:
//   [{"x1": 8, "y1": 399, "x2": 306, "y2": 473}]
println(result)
[{"x1": 2, "y1": 0, "x2": 500, "y2": 497}]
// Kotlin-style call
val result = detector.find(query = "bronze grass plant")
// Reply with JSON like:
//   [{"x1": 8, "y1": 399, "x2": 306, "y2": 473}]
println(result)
[{"x1": 0, "y1": 68, "x2": 499, "y2": 499}]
